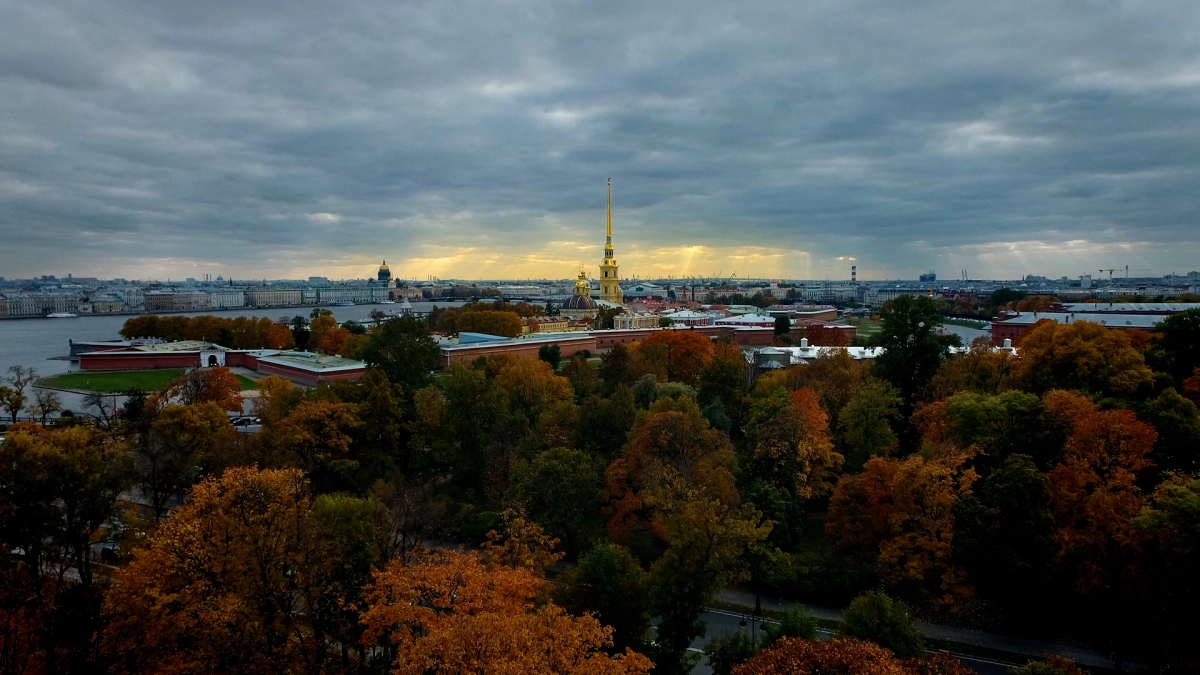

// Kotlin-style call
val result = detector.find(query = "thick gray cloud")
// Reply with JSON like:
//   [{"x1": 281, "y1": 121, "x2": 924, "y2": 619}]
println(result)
[{"x1": 1, "y1": 0, "x2": 1199, "y2": 281}]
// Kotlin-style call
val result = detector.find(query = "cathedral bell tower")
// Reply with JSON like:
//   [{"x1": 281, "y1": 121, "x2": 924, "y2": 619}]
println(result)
[{"x1": 598, "y1": 178, "x2": 622, "y2": 304}]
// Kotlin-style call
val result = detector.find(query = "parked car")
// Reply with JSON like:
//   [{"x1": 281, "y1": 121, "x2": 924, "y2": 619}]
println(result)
[{"x1": 230, "y1": 417, "x2": 262, "y2": 433}]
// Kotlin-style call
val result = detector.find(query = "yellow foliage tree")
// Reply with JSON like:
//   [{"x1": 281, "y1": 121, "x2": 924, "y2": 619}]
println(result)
[{"x1": 360, "y1": 550, "x2": 653, "y2": 675}]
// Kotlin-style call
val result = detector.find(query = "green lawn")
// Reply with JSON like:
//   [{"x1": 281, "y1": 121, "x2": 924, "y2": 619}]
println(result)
[
  {"x1": 41, "y1": 369, "x2": 259, "y2": 393},
  {"x1": 841, "y1": 317, "x2": 882, "y2": 336},
  {"x1": 939, "y1": 317, "x2": 989, "y2": 329}
]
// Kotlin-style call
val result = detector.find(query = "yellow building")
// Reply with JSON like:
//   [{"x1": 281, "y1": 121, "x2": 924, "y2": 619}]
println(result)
[{"x1": 598, "y1": 178, "x2": 622, "y2": 304}]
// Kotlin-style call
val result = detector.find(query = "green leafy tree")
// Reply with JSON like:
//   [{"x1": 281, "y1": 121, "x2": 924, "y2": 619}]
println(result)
[
  {"x1": 940, "y1": 390, "x2": 1065, "y2": 473},
  {"x1": 870, "y1": 296, "x2": 959, "y2": 447},
  {"x1": 1139, "y1": 387, "x2": 1200, "y2": 479},
  {"x1": 600, "y1": 343, "x2": 636, "y2": 394},
  {"x1": 703, "y1": 631, "x2": 759, "y2": 675},
  {"x1": 538, "y1": 343, "x2": 562, "y2": 370},
  {"x1": 951, "y1": 454, "x2": 1056, "y2": 624},
  {"x1": 839, "y1": 591, "x2": 925, "y2": 658},
  {"x1": 554, "y1": 543, "x2": 652, "y2": 653},
  {"x1": 1148, "y1": 308, "x2": 1200, "y2": 387},
  {"x1": 359, "y1": 315, "x2": 440, "y2": 404},
  {"x1": 761, "y1": 606, "x2": 818, "y2": 645},
  {"x1": 506, "y1": 447, "x2": 604, "y2": 557},
  {"x1": 774, "y1": 315, "x2": 791, "y2": 336},
  {"x1": 1134, "y1": 476, "x2": 1200, "y2": 670},
  {"x1": 837, "y1": 380, "x2": 901, "y2": 471},
  {"x1": 648, "y1": 487, "x2": 772, "y2": 675}
]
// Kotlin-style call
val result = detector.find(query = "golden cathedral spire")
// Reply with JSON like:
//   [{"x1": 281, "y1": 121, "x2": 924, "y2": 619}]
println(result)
[
  {"x1": 598, "y1": 177, "x2": 622, "y2": 305},
  {"x1": 606, "y1": 177, "x2": 612, "y2": 248}
]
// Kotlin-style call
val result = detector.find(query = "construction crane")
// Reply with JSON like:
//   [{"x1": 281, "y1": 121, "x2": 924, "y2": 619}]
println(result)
[{"x1": 1099, "y1": 268, "x2": 1115, "y2": 281}]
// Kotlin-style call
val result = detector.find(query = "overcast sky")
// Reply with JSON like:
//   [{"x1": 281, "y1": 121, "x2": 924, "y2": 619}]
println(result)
[{"x1": 2, "y1": 0, "x2": 1199, "y2": 282}]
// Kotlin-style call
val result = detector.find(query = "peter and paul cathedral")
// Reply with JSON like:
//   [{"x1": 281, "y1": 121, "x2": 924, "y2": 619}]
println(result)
[{"x1": 598, "y1": 177, "x2": 623, "y2": 304}]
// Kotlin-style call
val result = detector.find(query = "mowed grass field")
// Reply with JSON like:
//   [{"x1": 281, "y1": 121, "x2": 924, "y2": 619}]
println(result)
[
  {"x1": 841, "y1": 316, "x2": 882, "y2": 337},
  {"x1": 41, "y1": 369, "x2": 258, "y2": 393}
]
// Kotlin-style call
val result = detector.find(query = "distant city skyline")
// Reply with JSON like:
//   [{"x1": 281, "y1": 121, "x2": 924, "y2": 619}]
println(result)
[{"x1": 3, "y1": 1, "x2": 1199, "y2": 281}]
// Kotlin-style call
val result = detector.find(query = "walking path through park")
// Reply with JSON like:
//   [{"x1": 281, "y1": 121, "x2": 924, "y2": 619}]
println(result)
[{"x1": 714, "y1": 589, "x2": 1119, "y2": 670}]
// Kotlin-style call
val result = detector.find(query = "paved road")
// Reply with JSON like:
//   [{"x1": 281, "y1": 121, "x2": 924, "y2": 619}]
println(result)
[
  {"x1": 713, "y1": 590, "x2": 1117, "y2": 671},
  {"x1": 690, "y1": 608, "x2": 1011, "y2": 675}
]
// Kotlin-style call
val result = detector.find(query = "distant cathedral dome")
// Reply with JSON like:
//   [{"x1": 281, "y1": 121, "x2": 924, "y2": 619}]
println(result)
[
  {"x1": 563, "y1": 293, "x2": 596, "y2": 311},
  {"x1": 377, "y1": 260, "x2": 391, "y2": 282},
  {"x1": 563, "y1": 268, "x2": 597, "y2": 313}
]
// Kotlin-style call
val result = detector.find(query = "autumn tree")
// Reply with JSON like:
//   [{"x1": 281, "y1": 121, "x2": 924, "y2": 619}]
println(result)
[
  {"x1": 494, "y1": 356, "x2": 574, "y2": 430},
  {"x1": 360, "y1": 550, "x2": 653, "y2": 675},
  {"x1": 1, "y1": 365, "x2": 37, "y2": 423},
  {"x1": 252, "y1": 374, "x2": 304, "y2": 426},
  {"x1": 154, "y1": 366, "x2": 244, "y2": 412},
  {"x1": 648, "y1": 483, "x2": 772, "y2": 675},
  {"x1": 1017, "y1": 320, "x2": 1154, "y2": 397},
  {"x1": 827, "y1": 450, "x2": 978, "y2": 609},
  {"x1": 1047, "y1": 393, "x2": 1156, "y2": 589},
  {"x1": 458, "y1": 309, "x2": 523, "y2": 338},
  {"x1": 605, "y1": 398, "x2": 739, "y2": 551},
  {"x1": 272, "y1": 400, "x2": 363, "y2": 491},
  {"x1": 102, "y1": 467, "x2": 389, "y2": 675},
  {"x1": 0, "y1": 424, "x2": 131, "y2": 672},
  {"x1": 784, "y1": 349, "x2": 871, "y2": 432},
  {"x1": 141, "y1": 402, "x2": 238, "y2": 519},
  {"x1": 745, "y1": 388, "x2": 842, "y2": 500},
  {"x1": 733, "y1": 637, "x2": 969, "y2": 675},
  {"x1": 928, "y1": 336, "x2": 1017, "y2": 399},
  {"x1": 267, "y1": 319, "x2": 296, "y2": 349},
  {"x1": 636, "y1": 330, "x2": 715, "y2": 385}
]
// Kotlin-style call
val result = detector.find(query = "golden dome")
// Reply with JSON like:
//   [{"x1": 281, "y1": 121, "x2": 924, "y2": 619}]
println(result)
[{"x1": 379, "y1": 260, "x2": 390, "y2": 271}]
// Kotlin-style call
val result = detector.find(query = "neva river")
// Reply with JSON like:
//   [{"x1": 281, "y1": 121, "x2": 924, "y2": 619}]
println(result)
[{"x1": 0, "y1": 302, "x2": 466, "y2": 379}]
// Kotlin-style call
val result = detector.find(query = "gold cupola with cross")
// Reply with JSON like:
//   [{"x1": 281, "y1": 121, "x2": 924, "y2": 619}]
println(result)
[{"x1": 598, "y1": 178, "x2": 622, "y2": 304}]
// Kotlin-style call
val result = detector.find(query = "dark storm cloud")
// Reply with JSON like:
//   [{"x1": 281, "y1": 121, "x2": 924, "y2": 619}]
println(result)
[{"x1": 1, "y1": 0, "x2": 1199, "y2": 279}]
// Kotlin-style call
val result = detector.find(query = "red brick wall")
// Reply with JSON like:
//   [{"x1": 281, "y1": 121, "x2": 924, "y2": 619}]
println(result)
[
  {"x1": 78, "y1": 352, "x2": 200, "y2": 371},
  {"x1": 440, "y1": 337, "x2": 598, "y2": 368}
]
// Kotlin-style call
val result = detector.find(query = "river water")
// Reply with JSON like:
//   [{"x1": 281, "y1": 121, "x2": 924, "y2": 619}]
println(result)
[{"x1": 0, "y1": 303, "x2": 465, "y2": 415}]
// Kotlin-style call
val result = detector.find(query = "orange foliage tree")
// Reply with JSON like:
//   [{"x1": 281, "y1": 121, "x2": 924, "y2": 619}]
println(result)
[
  {"x1": 635, "y1": 330, "x2": 715, "y2": 385},
  {"x1": 1044, "y1": 390, "x2": 1156, "y2": 596},
  {"x1": 360, "y1": 550, "x2": 653, "y2": 675},
  {"x1": 309, "y1": 314, "x2": 350, "y2": 355},
  {"x1": 827, "y1": 449, "x2": 978, "y2": 609},
  {"x1": 1016, "y1": 320, "x2": 1154, "y2": 396},
  {"x1": 271, "y1": 400, "x2": 362, "y2": 490},
  {"x1": 744, "y1": 388, "x2": 842, "y2": 499},
  {"x1": 102, "y1": 467, "x2": 388, "y2": 675},
  {"x1": 733, "y1": 637, "x2": 973, "y2": 675},
  {"x1": 605, "y1": 398, "x2": 738, "y2": 547},
  {"x1": 153, "y1": 366, "x2": 244, "y2": 412},
  {"x1": 267, "y1": 320, "x2": 295, "y2": 349}
]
